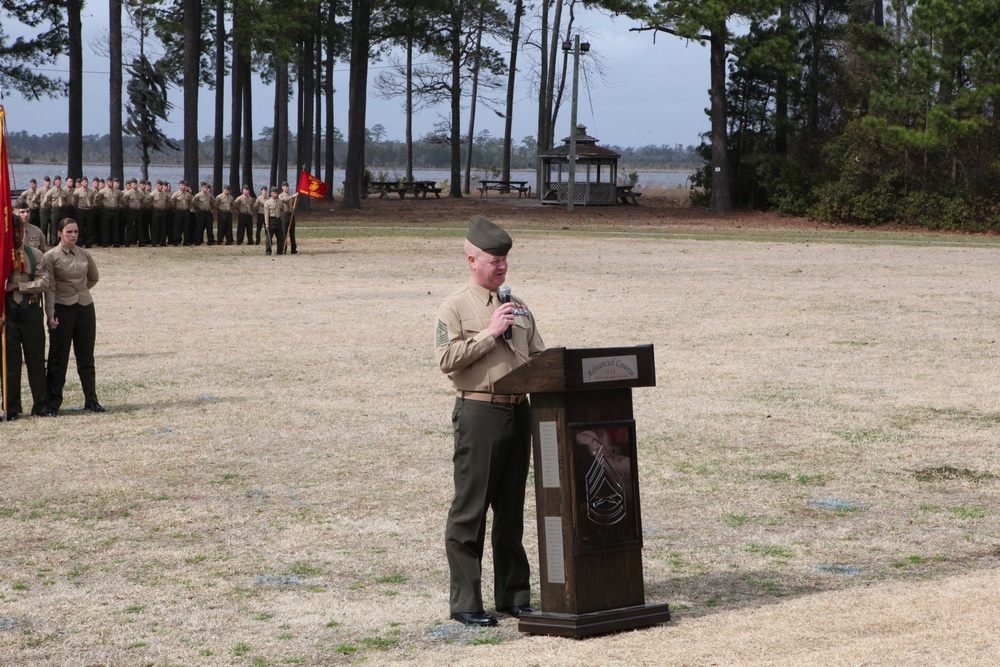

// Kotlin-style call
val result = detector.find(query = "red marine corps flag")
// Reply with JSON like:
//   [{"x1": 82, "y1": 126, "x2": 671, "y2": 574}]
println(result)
[
  {"x1": 1, "y1": 103, "x2": 17, "y2": 418},
  {"x1": 296, "y1": 170, "x2": 328, "y2": 200}
]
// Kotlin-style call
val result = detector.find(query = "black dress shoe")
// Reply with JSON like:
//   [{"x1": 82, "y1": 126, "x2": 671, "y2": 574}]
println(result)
[
  {"x1": 499, "y1": 605, "x2": 535, "y2": 618},
  {"x1": 5, "y1": 412, "x2": 21, "y2": 421},
  {"x1": 450, "y1": 611, "x2": 498, "y2": 627},
  {"x1": 43, "y1": 408, "x2": 59, "y2": 417},
  {"x1": 84, "y1": 401, "x2": 107, "y2": 413}
]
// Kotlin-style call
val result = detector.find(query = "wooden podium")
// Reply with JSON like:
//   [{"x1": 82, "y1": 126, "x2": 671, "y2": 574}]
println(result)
[{"x1": 495, "y1": 344, "x2": 670, "y2": 637}]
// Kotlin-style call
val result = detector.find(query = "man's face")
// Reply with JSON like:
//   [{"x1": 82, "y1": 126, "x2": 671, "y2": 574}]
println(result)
[
  {"x1": 202, "y1": 185, "x2": 210, "y2": 194},
  {"x1": 43, "y1": 180, "x2": 50, "y2": 188},
  {"x1": 114, "y1": 180, "x2": 121, "y2": 189},
  {"x1": 66, "y1": 178, "x2": 74, "y2": 189},
  {"x1": 13, "y1": 223, "x2": 23, "y2": 249},
  {"x1": 469, "y1": 249, "x2": 508, "y2": 292},
  {"x1": 223, "y1": 188, "x2": 231, "y2": 196},
  {"x1": 80, "y1": 179, "x2": 88, "y2": 188},
  {"x1": 243, "y1": 188, "x2": 250, "y2": 196},
  {"x1": 17, "y1": 208, "x2": 30, "y2": 226},
  {"x1": 157, "y1": 183, "x2": 163, "y2": 192},
  {"x1": 282, "y1": 185, "x2": 289, "y2": 193},
  {"x1": 53, "y1": 178, "x2": 61, "y2": 187},
  {"x1": 29, "y1": 182, "x2": 36, "y2": 190}
]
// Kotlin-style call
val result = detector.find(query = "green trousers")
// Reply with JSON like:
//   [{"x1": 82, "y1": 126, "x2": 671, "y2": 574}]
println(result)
[
  {"x1": 445, "y1": 397, "x2": 532, "y2": 614},
  {"x1": 46, "y1": 302, "x2": 98, "y2": 411},
  {"x1": 3, "y1": 299, "x2": 48, "y2": 416}
]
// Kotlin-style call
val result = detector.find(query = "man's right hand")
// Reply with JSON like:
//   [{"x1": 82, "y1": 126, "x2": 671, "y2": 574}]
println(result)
[{"x1": 488, "y1": 302, "x2": 515, "y2": 339}]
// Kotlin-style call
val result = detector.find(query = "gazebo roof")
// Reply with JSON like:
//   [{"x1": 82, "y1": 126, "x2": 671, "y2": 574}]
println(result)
[{"x1": 539, "y1": 124, "x2": 621, "y2": 159}]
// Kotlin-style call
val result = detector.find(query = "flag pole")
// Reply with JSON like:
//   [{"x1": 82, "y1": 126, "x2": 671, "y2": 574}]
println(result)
[
  {"x1": 284, "y1": 193, "x2": 299, "y2": 254},
  {"x1": 2, "y1": 328, "x2": 7, "y2": 421},
  {"x1": 1, "y1": 100, "x2": 10, "y2": 421}
]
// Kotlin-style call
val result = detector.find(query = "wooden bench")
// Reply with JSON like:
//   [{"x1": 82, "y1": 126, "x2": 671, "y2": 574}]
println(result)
[
  {"x1": 478, "y1": 180, "x2": 532, "y2": 198},
  {"x1": 411, "y1": 181, "x2": 443, "y2": 198},
  {"x1": 616, "y1": 185, "x2": 643, "y2": 205}
]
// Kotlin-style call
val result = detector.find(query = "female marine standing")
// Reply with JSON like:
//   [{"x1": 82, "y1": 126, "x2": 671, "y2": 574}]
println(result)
[{"x1": 45, "y1": 218, "x2": 105, "y2": 415}]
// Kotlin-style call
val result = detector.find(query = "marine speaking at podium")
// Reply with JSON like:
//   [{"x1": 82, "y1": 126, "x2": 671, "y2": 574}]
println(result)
[{"x1": 434, "y1": 215, "x2": 546, "y2": 627}]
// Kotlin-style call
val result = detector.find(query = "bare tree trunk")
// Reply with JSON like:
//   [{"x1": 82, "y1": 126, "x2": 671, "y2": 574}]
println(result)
[
  {"x1": 544, "y1": 0, "x2": 563, "y2": 150},
  {"x1": 342, "y1": 0, "x2": 370, "y2": 209},
  {"x1": 535, "y1": 0, "x2": 549, "y2": 195},
  {"x1": 276, "y1": 56, "x2": 289, "y2": 187},
  {"x1": 464, "y1": 9, "x2": 484, "y2": 194},
  {"x1": 230, "y1": 22, "x2": 243, "y2": 192},
  {"x1": 325, "y1": 55, "x2": 335, "y2": 196},
  {"x1": 405, "y1": 33, "x2": 414, "y2": 182},
  {"x1": 183, "y1": 0, "x2": 200, "y2": 185},
  {"x1": 313, "y1": 6, "x2": 322, "y2": 186},
  {"x1": 67, "y1": 0, "x2": 83, "y2": 178},
  {"x1": 110, "y1": 0, "x2": 124, "y2": 183},
  {"x1": 241, "y1": 54, "x2": 253, "y2": 192},
  {"x1": 501, "y1": 0, "x2": 522, "y2": 183},
  {"x1": 300, "y1": 36, "x2": 315, "y2": 211},
  {"x1": 448, "y1": 0, "x2": 465, "y2": 198},
  {"x1": 213, "y1": 0, "x2": 225, "y2": 193},
  {"x1": 325, "y1": 3, "x2": 336, "y2": 198},
  {"x1": 709, "y1": 30, "x2": 731, "y2": 213}
]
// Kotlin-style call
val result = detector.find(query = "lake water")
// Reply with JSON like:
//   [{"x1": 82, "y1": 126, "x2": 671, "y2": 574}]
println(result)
[{"x1": 10, "y1": 164, "x2": 693, "y2": 192}]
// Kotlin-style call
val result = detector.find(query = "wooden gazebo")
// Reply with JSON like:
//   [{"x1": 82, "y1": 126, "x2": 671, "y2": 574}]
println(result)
[{"x1": 539, "y1": 125, "x2": 620, "y2": 206}]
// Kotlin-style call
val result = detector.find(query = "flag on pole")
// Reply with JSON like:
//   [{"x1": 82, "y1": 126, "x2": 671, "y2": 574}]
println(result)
[
  {"x1": 0, "y1": 104, "x2": 15, "y2": 323},
  {"x1": 297, "y1": 170, "x2": 328, "y2": 200}
]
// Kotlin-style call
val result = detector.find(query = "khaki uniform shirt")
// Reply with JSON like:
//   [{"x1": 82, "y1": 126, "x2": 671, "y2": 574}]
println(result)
[
  {"x1": 233, "y1": 194, "x2": 254, "y2": 215},
  {"x1": 95, "y1": 185, "x2": 120, "y2": 210},
  {"x1": 262, "y1": 197, "x2": 283, "y2": 221},
  {"x1": 8, "y1": 244, "x2": 51, "y2": 307},
  {"x1": 171, "y1": 190, "x2": 193, "y2": 212},
  {"x1": 42, "y1": 185, "x2": 69, "y2": 209},
  {"x1": 193, "y1": 191, "x2": 215, "y2": 213},
  {"x1": 279, "y1": 191, "x2": 296, "y2": 214},
  {"x1": 435, "y1": 279, "x2": 545, "y2": 393},
  {"x1": 140, "y1": 189, "x2": 153, "y2": 210},
  {"x1": 21, "y1": 187, "x2": 39, "y2": 209},
  {"x1": 215, "y1": 193, "x2": 234, "y2": 212},
  {"x1": 22, "y1": 223, "x2": 48, "y2": 253},
  {"x1": 73, "y1": 185, "x2": 96, "y2": 210},
  {"x1": 36, "y1": 185, "x2": 50, "y2": 209},
  {"x1": 151, "y1": 189, "x2": 172, "y2": 211},
  {"x1": 43, "y1": 244, "x2": 99, "y2": 322},
  {"x1": 123, "y1": 187, "x2": 143, "y2": 210}
]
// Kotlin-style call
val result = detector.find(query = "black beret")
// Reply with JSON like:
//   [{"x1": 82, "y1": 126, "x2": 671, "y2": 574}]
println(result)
[{"x1": 467, "y1": 215, "x2": 512, "y2": 256}]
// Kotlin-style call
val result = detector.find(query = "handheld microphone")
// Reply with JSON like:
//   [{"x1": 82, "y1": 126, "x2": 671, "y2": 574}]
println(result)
[{"x1": 497, "y1": 284, "x2": 513, "y2": 339}]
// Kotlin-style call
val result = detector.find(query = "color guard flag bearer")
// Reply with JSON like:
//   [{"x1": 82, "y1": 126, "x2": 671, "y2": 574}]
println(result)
[
  {"x1": 1, "y1": 103, "x2": 17, "y2": 420},
  {"x1": 283, "y1": 170, "x2": 328, "y2": 253}
]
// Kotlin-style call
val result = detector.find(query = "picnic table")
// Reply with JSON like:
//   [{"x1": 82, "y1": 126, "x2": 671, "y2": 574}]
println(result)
[
  {"x1": 478, "y1": 180, "x2": 532, "y2": 198},
  {"x1": 616, "y1": 185, "x2": 642, "y2": 205},
  {"x1": 369, "y1": 180, "x2": 443, "y2": 199}
]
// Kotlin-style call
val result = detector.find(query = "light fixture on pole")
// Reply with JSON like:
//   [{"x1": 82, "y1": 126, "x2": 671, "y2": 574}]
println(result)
[{"x1": 562, "y1": 36, "x2": 590, "y2": 213}]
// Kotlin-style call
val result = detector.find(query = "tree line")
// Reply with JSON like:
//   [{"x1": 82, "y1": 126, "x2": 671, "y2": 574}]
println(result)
[
  {"x1": 4, "y1": 128, "x2": 700, "y2": 173},
  {"x1": 632, "y1": 0, "x2": 1000, "y2": 228},
  {"x1": 3, "y1": 1, "x2": 997, "y2": 227}
]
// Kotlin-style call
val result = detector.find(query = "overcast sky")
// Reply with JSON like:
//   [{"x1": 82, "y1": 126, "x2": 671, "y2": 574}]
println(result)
[{"x1": 2, "y1": 7, "x2": 712, "y2": 150}]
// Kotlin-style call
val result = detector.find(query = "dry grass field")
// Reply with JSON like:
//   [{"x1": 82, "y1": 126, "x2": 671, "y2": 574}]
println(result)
[{"x1": 2, "y1": 194, "x2": 1000, "y2": 665}]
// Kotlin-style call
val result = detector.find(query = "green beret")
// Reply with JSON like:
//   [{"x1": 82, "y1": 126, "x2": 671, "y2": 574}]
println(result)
[{"x1": 467, "y1": 215, "x2": 512, "y2": 256}]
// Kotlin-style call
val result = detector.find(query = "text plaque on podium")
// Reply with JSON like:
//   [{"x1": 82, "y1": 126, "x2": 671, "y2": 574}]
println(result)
[{"x1": 495, "y1": 345, "x2": 670, "y2": 637}]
